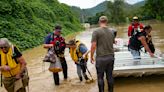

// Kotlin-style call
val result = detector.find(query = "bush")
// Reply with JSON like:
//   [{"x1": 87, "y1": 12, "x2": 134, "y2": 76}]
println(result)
[{"x1": 0, "y1": 0, "x2": 83, "y2": 51}]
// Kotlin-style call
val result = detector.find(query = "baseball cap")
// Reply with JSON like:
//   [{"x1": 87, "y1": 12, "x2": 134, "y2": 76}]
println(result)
[
  {"x1": 133, "y1": 16, "x2": 138, "y2": 20},
  {"x1": 54, "y1": 25, "x2": 62, "y2": 32}
]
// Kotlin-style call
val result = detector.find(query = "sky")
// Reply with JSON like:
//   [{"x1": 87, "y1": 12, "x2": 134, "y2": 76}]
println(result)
[{"x1": 58, "y1": 0, "x2": 144, "y2": 9}]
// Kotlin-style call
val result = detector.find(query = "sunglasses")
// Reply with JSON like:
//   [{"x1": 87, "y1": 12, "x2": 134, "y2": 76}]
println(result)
[{"x1": 0, "y1": 47, "x2": 8, "y2": 49}]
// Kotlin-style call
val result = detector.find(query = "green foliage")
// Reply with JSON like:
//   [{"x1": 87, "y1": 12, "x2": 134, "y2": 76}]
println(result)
[
  {"x1": 86, "y1": 0, "x2": 126, "y2": 25},
  {"x1": 0, "y1": 0, "x2": 83, "y2": 51},
  {"x1": 71, "y1": 1, "x2": 108, "y2": 23},
  {"x1": 142, "y1": 0, "x2": 164, "y2": 21},
  {"x1": 85, "y1": 1, "x2": 108, "y2": 16},
  {"x1": 86, "y1": 12, "x2": 106, "y2": 25},
  {"x1": 123, "y1": 1, "x2": 145, "y2": 21},
  {"x1": 107, "y1": 0, "x2": 126, "y2": 24}
]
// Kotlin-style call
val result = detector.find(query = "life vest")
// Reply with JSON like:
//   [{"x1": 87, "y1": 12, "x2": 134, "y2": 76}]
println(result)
[
  {"x1": 128, "y1": 23, "x2": 143, "y2": 37},
  {"x1": 131, "y1": 24, "x2": 143, "y2": 36},
  {"x1": 49, "y1": 33, "x2": 66, "y2": 55},
  {"x1": 49, "y1": 33, "x2": 65, "y2": 48},
  {"x1": 0, "y1": 46, "x2": 21, "y2": 77},
  {"x1": 69, "y1": 41, "x2": 88, "y2": 63}
]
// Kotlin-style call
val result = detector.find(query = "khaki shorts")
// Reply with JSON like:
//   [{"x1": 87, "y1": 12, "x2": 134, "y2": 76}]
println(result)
[{"x1": 3, "y1": 76, "x2": 26, "y2": 92}]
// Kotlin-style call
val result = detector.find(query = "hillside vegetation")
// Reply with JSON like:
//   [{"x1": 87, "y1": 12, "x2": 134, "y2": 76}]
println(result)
[
  {"x1": 72, "y1": 0, "x2": 164, "y2": 25},
  {"x1": 71, "y1": 1, "x2": 108, "y2": 23},
  {"x1": 0, "y1": 0, "x2": 83, "y2": 50},
  {"x1": 71, "y1": 0, "x2": 145, "y2": 24}
]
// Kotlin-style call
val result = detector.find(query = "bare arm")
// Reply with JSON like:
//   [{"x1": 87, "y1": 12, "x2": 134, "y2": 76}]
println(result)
[
  {"x1": 138, "y1": 36, "x2": 154, "y2": 57},
  {"x1": 43, "y1": 44, "x2": 53, "y2": 49},
  {"x1": 0, "y1": 66, "x2": 5, "y2": 71},
  {"x1": 16, "y1": 56, "x2": 27, "y2": 78},
  {"x1": 90, "y1": 41, "x2": 96, "y2": 64},
  {"x1": 83, "y1": 50, "x2": 90, "y2": 58}
]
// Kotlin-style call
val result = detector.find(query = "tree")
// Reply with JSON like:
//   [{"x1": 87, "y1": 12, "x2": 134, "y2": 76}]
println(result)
[
  {"x1": 143, "y1": 0, "x2": 164, "y2": 20},
  {"x1": 107, "y1": 0, "x2": 126, "y2": 24},
  {"x1": 0, "y1": 0, "x2": 83, "y2": 50},
  {"x1": 87, "y1": 12, "x2": 105, "y2": 25}
]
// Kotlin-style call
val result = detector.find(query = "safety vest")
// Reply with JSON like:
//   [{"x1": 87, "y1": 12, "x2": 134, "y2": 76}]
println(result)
[
  {"x1": 131, "y1": 23, "x2": 143, "y2": 36},
  {"x1": 69, "y1": 41, "x2": 88, "y2": 63},
  {"x1": 0, "y1": 46, "x2": 21, "y2": 77},
  {"x1": 49, "y1": 33, "x2": 66, "y2": 57},
  {"x1": 128, "y1": 23, "x2": 143, "y2": 37}
]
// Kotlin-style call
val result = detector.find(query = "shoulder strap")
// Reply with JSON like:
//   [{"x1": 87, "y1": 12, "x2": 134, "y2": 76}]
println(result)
[
  {"x1": 131, "y1": 24, "x2": 135, "y2": 36},
  {"x1": 76, "y1": 43, "x2": 81, "y2": 55},
  {"x1": 50, "y1": 32, "x2": 54, "y2": 42},
  {"x1": 11, "y1": 45, "x2": 19, "y2": 64},
  {"x1": 76, "y1": 42, "x2": 83, "y2": 58}
]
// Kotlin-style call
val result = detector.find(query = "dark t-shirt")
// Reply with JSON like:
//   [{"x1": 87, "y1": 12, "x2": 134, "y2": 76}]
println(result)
[
  {"x1": 0, "y1": 46, "x2": 22, "y2": 66},
  {"x1": 44, "y1": 33, "x2": 52, "y2": 44},
  {"x1": 91, "y1": 27, "x2": 115, "y2": 57}
]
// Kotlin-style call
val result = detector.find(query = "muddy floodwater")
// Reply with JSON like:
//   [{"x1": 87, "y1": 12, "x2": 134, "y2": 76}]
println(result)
[{"x1": 1, "y1": 22, "x2": 164, "y2": 92}]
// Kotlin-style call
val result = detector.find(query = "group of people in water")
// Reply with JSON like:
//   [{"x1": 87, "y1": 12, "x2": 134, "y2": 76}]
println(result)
[
  {"x1": 0, "y1": 15, "x2": 156, "y2": 92},
  {"x1": 128, "y1": 16, "x2": 155, "y2": 59}
]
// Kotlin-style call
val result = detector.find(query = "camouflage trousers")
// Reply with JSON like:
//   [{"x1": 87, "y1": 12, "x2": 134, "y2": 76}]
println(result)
[{"x1": 3, "y1": 77, "x2": 26, "y2": 92}]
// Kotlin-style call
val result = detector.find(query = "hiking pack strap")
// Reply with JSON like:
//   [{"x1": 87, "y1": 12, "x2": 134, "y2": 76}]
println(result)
[
  {"x1": 131, "y1": 25, "x2": 136, "y2": 36},
  {"x1": 131, "y1": 24, "x2": 141, "y2": 36},
  {"x1": 76, "y1": 43, "x2": 83, "y2": 59},
  {"x1": 12, "y1": 46, "x2": 18, "y2": 64},
  {"x1": 76, "y1": 48, "x2": 81, "y2": 60},
  {"x1": 50, "y1": 32, "x2": 55, "y2": 42}
]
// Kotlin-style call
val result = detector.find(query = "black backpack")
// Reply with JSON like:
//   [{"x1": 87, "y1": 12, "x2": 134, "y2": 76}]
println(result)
[{"x1": 129, "y1": 31, "x2": 143, "y2": 50}]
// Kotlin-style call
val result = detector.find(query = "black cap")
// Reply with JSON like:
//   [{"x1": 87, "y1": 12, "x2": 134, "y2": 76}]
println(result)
[{"x1": 55, "y1": 25, "x2": 62, "y2": 29}]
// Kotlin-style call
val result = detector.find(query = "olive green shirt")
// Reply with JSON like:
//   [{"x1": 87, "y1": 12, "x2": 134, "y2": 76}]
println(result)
[{"x1": 91, "y1": 27, "x2": 115, "y2": 57}]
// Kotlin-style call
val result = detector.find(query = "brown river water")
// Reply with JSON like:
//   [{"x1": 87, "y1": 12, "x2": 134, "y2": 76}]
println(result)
[{"x1": 1, "y1": 22, "x2": 164, "y2": 92}]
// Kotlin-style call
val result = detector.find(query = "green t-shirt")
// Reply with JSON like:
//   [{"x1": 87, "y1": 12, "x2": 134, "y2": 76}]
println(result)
[{"x1": 91, "y1": 27, "x2": 115, "y2": 57}]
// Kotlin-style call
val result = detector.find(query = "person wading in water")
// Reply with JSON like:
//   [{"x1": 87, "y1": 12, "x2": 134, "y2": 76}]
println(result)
[{"x1": 91, "y1": 16, "x2": 116, "y2": 92}]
